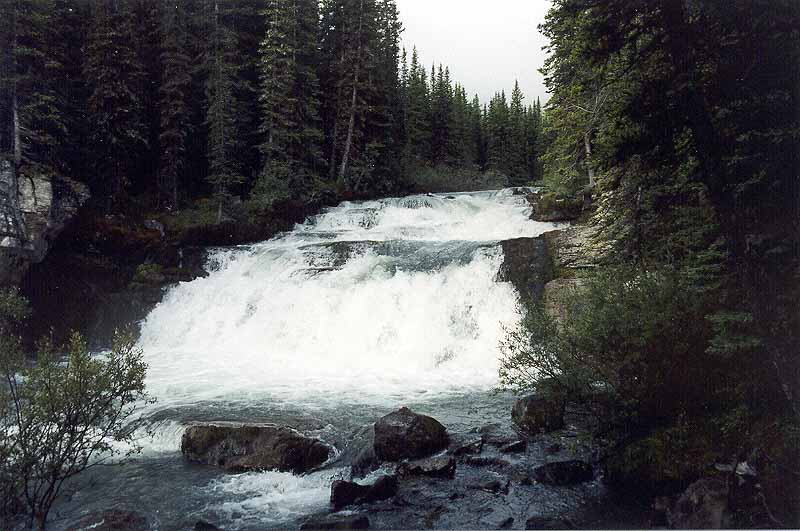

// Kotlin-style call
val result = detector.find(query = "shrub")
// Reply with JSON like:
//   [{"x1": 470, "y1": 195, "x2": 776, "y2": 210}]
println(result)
[{"x1": 0, "y1": 289, "x2": 152, "y2": 530}]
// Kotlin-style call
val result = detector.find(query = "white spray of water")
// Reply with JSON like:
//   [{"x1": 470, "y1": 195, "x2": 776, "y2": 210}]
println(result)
[
  {"x1": 132, "y1": 189, "x2": 558, "y2": 526},
  {"x1": 138, "y1": 189, "x2": 557, "y2": 410}
]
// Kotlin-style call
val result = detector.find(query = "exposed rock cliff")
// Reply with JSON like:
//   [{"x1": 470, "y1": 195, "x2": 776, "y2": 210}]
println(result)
[{"x1": 0, "y1": 159, "x2": 88, "y2": 285}]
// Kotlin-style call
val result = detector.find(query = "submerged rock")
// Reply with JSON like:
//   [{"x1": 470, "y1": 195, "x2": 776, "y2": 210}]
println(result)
[
  {"x1": 66, "y1": 509, "x2": 148, "y2": 531},
  {"x1": 373, "y1": 407, "x2": 449, "y2": 461},
  {"x1": 525, "y1": 515, "x2": 575, "y2": 529},
  {"x1": 300, "y1": 514, "x2": 370, "y2": 530},
  {"x1": 500, "y1": 440, "x2": 527, "y2": 454},
  {"x1": 194, "y1": 522, "x2": 223, "y2": 531},
  {"x1": 331, "y1": 475, "x2": 398, "y2": 511},
  {"x1": 451, "y1": 437, "x2": 483, "y2": 457},
  {"x1": 180, "y1": 423, "x2": 330, "y2": 474},
  {"x1": 398, "y1": 456, "x2": 457, "y2": 479},
  {"x1": 512, "y1": 395, "x2": 564, "y2": 434},
  {"x1": 532, "y1": 460, "x2": 593, "y2": 485}
]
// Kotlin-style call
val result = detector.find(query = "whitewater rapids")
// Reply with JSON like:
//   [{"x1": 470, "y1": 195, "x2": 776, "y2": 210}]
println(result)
[{"x1": 137, "y1": 188, "x2": 557, "y2": 411}]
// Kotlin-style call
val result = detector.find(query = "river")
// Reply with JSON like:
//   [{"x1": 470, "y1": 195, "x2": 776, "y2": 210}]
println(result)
[{"x1": 51, "y1": 189, "x2": 646, "y2": 530}]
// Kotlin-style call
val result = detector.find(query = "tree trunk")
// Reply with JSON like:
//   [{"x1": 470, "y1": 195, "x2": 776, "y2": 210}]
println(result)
[
  {"x1": 584, "y1": 130, "x2": 595, "y2": 187},
  {"x1": 336, "y1": 0, "x2": 364, "y2": 186}
]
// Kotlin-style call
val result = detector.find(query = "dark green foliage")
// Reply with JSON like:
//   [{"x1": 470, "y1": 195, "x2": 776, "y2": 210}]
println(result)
[
  {"x1": 84, "y1": 0, "x2": 148, "y2": 208},
  {"x1": 506, "y1": 0, "x2": 800, "y2": 510},
  {"x1": 0, "y1": 289, "x2": 151, "y2": 529},
  {"x1": 158, "y1": 1, "x2": 192, "y2": 209}
]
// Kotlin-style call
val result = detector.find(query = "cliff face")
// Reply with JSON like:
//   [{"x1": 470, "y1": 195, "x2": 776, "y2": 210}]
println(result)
[{"x1": 0, "y1": 159, "x2": 89, "y2": 285}]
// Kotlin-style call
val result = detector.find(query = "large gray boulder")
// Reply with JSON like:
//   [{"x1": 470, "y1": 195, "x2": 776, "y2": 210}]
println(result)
[
  {"x1": 373, "y1": 407, "x2": 449, "y2": 462},
  {"x1": 181, "y1": 423, "x2": 330, "y2": 474},
  {"x1": 0, "y1": 159, "x2": 88, "y2": 285}
]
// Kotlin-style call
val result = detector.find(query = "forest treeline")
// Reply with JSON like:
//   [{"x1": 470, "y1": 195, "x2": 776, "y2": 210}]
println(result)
[
  {"x1": 0, "y1": 0, "x2": 544, "y2": 216},
  {"x1": 499, "y1": 0, "x2": 799, "y2": 521}
]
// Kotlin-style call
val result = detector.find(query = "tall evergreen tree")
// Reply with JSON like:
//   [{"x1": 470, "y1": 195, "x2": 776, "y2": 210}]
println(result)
[
  {"x1": 158, "y1": 1, "x2": 192, "y2": 209},
  {"x1": 255, "y1": 0, "x2": 324, "y2": 204},
  {"x1": 84, "y1": 0, "x2": 148, "y2": 208},
  {"x1": 205, "y1": 0, "x2": 244, "y2": 216}
]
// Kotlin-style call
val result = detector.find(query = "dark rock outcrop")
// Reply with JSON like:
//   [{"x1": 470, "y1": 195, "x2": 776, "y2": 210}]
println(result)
[
  {"x1": 300, "y1": 514, "x2": 370, "y2": 530},
  {"x1": 181, "y1": 423, "x2": 330, "y2": 474},
  {"x1": 66, "y1": 509, "x2": 148, "y2": 531},
  {"x1": 667, "y1": 477, "x2": 730, "y2": 529},
  {"x1": 398, "y1": 456, "x2": 457, "y2": 479},
  {"x1": 498, "y1": 236, "x2": 555, "y2": 304},
  {"x1": 373, "y1": 407, "x2": 449, "y2": 462},
  {"x1": 1, "y1": 159, "x2": 89, "y2": 286},
  {"x1": 331, "y1": 475, "x2": 398, "y2": 511},
  {"x1": 526, "y1": 193, "x2": 582, "y2": 222},
  {"x1": 512, "y1": 395, "x2": 565, "y2": 434},
  {"x1": 532, "y1": 460, "x2": 593, "y2": 485}
]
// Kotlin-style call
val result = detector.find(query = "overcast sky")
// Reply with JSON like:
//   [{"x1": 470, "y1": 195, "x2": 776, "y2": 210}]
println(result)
[{"x1": 396, "y1": 0, "x2": 552, "y2": 106}]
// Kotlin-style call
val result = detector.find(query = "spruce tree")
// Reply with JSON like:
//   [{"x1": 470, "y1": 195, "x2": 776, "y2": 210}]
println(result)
[
  {"x1": 158, "y1": 1, "x2": 192, "y2": 210},
  {"x1": 255, "y1": 0, "x2": 324, "y2": 205},
  {"x1": 84, "y1": 0, "x2": 148, "y2": 208},
  {"x1": 205, "y1": 0, "x2": 244, "y2": 218}
]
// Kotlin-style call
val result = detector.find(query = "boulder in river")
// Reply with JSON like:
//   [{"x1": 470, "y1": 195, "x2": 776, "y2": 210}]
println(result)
[
  {"x1": 373, "y1": 407, "x2": 449, "y2": 461},
  {"x1": 181, "y1": 423, "x2": 330, "y2": 474},
  {"x1": 300, "y1": 514, "x2": 370, "y2": 530},
  {"x1": 512, "y1": 395, "x2": 564, "y2": 434},
  {"x1": 331, "y1": 475, "x2": 398, "y2": 511},
  {"x1": 398, "y1": 455, "x2": 457, "y2": 479},
  {"x1": 532, "y1": 460, "x2": 593, "y2": 485},
  {"x1": 66, "y1": 509, "x2": 148, "y2": 531}
]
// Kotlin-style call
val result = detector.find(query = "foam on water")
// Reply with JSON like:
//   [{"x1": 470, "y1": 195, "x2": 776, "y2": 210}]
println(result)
[{"x1": 137, "y1": 189, "x2": 558, "y2": 414}]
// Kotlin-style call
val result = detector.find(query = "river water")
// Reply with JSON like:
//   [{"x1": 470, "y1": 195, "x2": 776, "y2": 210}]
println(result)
[{"x1": 51, "y1": 189, "x2": 638, "y2": 530}]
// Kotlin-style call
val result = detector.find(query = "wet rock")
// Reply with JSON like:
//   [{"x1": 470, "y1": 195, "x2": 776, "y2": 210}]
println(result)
[
  {"x1": 67, "y1": 509, "x2": 148, "y2": 531},
  {"x1": 499, "y1": 440, "x2": 527, "y2": 453},
  {"x1": 526, "y1": 192, "x2": 582, "y2": 222},
  {"x1": 478, "y1": 423, "x2": 519, "y2": 447},
  {"x1": 512, "y1": 395, "x2": 564, "y2": 434},
  {"x1": 470, "y1": 479, "x2": 509, "y2": 495},
  {"x1": 373, "y1": 407, "x2": 449, "y2": 462},
  {"x1": 300, "y1": 514, "x2": 370, "y2": 530},
  {"x1": 497, "y1": 516, "x2": 515, "y2": 529},
  {"x1": 545, "y1": 443, "x2": 562, "y2": 454},
  {"x1": 331, "y1": 475, "x2": 398, "y2": 511},
  {"x1": 181, "y1": 423, "x2": 330, "y2": 474},
  {"x1": 452, "y1": 437, "x2": 483, "y2": 457},
  {"x1": 351, "y1": 441, "x2": 379, "y2": 478},
  {"x1": 398, "y1": 456, "x2": 456, "y2": 479},
  {"x1": 532, "y1": 460, "x2": 593, "y2": 485},
  {"x1": 465, "y1": 456, "x2": 512, "y2": 468},
  {"x1": 668, "y1": 477, "x2": 730, "y2": 529},
  {"x1": 498, "y1": 236, "x2": 554, "y2": 304},
  {"x1": 194, "y1": 522, "x2": 223, "y2": 531},
  {"x1": 525, "y1": 515, "x2": 575, "y2": 529}
]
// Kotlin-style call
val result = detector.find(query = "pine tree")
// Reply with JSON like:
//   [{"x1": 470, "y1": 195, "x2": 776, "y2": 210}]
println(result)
[
  {"x1": 507, "y1": 80, "x2": 528, "y2": 184},
  {"x1": 84, "y1": 0, "x2": 148, "y2": 208},
  {"x1": 255, "y1": 0, "x2": 324, "y2": 205},
  {"x1": 205, "y1": 0, "x2": 244, "y2": 218},
  {"x1": 485, "y1": 91, "x2": 510, "y2": 176},
  {"x1": 158, "y1": 1, "x2": 192, "y2": 209},
  {"x1": 404, "y1": 47, "x2": 431, "y2": 165}
]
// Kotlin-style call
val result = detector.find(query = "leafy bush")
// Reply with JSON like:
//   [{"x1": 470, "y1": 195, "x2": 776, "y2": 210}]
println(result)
[
  {"x1": 0, "y1": 289, "x2": 152, "y2": 529},
  {"x1": 501, "y1": 268, "x2": 716, "y2": 421}
]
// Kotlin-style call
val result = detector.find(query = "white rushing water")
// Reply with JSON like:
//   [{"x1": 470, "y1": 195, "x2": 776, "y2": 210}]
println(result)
[
  {"x1": 138, "y1": 189, "x2": 557, "y2": 412},
  {"x1": 67, "y1": 189, "x2": 563, "y2": 530}
]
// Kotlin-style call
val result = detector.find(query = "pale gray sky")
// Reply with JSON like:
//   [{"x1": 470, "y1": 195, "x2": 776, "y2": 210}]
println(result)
[{"x1": 396, "y1": 0, "x2": 552, "y2": 106}]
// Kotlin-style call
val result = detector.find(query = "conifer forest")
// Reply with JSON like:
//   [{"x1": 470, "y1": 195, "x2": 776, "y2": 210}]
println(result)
[{"x1": 0, "y1": 1, "x2": 798, "y2": 530}]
